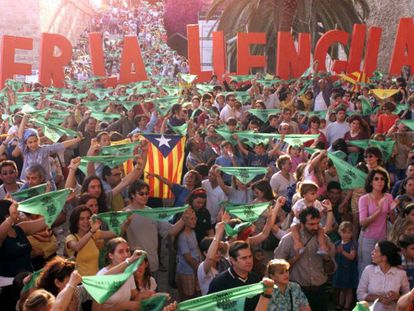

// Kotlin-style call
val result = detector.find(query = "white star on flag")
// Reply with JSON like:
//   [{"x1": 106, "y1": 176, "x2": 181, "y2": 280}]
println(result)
[{"x1": 155, "y1": 135, "x2": 172, "y2": 148}]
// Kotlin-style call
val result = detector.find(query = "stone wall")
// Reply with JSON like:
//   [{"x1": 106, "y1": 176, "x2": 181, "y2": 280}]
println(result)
[
  {"x1": 365, "y1": 0, "x2": 414, "y2": 72},
  {"x1": 0, "y1": 0, "x2": 95, "y2": 70}
]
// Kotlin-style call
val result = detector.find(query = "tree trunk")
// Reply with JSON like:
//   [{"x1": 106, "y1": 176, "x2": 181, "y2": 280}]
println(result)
[{"x1": 278, "y1": 0, "x2": 299, "y2": 31}]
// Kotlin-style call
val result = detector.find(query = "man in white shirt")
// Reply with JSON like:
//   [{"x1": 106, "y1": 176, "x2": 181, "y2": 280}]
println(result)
[
  {"x1": 326, "y1": 107, "x2": 350, "y2": 146},
  {"x1": 262, "y1": 86, "x2": 280, "y2": 109},
  {"x1": 313, "y1": 78, "x2": 333, "y2": 111},
  {"x1": 202, "y1": 165, "x2": 227, "y2": 224},
  {"x1": 219, "y1": 94, "x2": 237, "y2": 122}
]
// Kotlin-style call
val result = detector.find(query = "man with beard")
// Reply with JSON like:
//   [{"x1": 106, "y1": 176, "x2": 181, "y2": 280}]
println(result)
[{"x1": 274, "y1": 207, "x2": 336, "y2": 311}]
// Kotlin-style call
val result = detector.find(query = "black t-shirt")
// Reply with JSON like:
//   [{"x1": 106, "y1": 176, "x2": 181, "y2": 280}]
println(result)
[
  {"x1": 208, "y1": 267, "x2": 261, "y2": 311},
  {"x1": 0, "y1": 225, "x2": 33, "y2": 277}
]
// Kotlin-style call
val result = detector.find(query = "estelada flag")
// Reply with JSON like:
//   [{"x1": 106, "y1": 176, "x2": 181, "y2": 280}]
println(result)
[{"x1": 142, "y1": 134, "x2": 186, "y2": 198}]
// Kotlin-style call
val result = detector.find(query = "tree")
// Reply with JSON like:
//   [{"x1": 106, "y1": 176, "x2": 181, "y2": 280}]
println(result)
[{"x1": 208, "y1": 0, "x2": 370, "y2": 72}]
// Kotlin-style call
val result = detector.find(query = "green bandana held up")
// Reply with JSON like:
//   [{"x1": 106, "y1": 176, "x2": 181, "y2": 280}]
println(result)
[
  {"x1": 168, "y1": 122, "x2": 188, "y2": 136},
  {"x1": 99, "y1": 142, "x2": 140, "y2": 156},
  {"x1": 78, "y1": 155, "x2": 134, "y2": 175},
  {"x1": 31, "y1": 118, "x2": 79, "y2": 143},
  {"x1": 131, "y1": 206, "x2": 188, "y2": 221},
  {"x1": 223, "y1": 202, "x2": 271, "y2": 222},
  {"x1": 248, "y1": 109, "x2": 281, "y2": 122},
  {"x1": 224, "y1": 222, "x2": 252, "y2": 237},
  {"x1": 327, "y1": 153, "x2": 367, "y2": 190},
  {"x1": 11, "y1": 183, "x2": 47, "y2": 201},
  {"x1": 150, "y1": 96, "x2": 180, "y2": 116},
  {"x1": 400, "y1": 120, "x2": 414, "y2": 131},
  {"x1": 91, "y1": 111, "x2": 121, "y2": 122},
  {"x1": 348, "y1": 139, "x2": 395, "y2": 161},
  {"x1": 228, "y1": 75, "x2": 255, "y2": 82},
  {"x1": 82, "y1": 255, "x2": 146, "y2": 304},
  {"x1": 17, "y1": 189, "x2": 71, "y2": 227},
  {"x1": 219, "y1": 167, "x2": 267, "y2": 184},
  {"x1": 97, "y1": 211, "x2": 131, "y2": 236},
  {"x1": 177, "y1": 282, "x2": 265, "y2": 311},
  {"x1": 179, "y1": 74, "x2": 197, "y2": 84}
]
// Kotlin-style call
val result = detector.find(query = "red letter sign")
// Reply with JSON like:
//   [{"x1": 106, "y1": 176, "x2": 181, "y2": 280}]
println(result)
[
  {"x1": 187, "y1": 24, "x2": 212, "y2": 82},
  {"x1": 39, "y1": 33, "x2": 73, "y2": 87},
  {"x1": 389, "y1": 18, "x2": 414, "y2": 76},
  {"x1": 237, "y1": 32, "x2": 266, "y2": 75},
  {"x1": 89, "y1": 32, "x2": 117, "y2": 87},
  {"x1": 276, "y1": 32, "x2": 311, "y2": 79},
  {"x1": 0, "y1": 35, "x2": 33, "y2": 88},
  {"x1": 118, "y1": 36, "x2": 147, "y2": 84},
  {"x1": 314, "y1": 30, "x2": 349, "y2": 73},
  {"x1": 212, "y1": 31, "x2": 226, "y2": 82}
]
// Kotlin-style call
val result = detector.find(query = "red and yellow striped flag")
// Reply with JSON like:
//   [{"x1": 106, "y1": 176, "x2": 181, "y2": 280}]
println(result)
[{"x1": 142, "y1": 134, "x2": 186, "y2": 198}]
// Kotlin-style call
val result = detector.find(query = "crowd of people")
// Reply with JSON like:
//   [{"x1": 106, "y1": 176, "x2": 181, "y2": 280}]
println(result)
[{"x1": 2, "y1": 0, "x2": 414, "y2": 311}]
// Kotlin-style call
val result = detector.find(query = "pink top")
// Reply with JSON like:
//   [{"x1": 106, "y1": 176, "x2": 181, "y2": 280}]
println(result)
[{"x1": 358, "y1": 193, "x2": 393, "y2": 239}]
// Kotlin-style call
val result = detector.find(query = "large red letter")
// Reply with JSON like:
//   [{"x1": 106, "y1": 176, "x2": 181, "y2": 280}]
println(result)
[
  {"x1": 389, "y1": 18, "x2": 414, "y2": 76},
  {"x1": 89, "y1": 32, "x2": 117, "y2": 88},
  {"x1": 212, "y1": 31, "x2": 226, "y2": 82},
  {"x1": 118, "y1": 36, "x2": 147, "y2": 84},
  {"x1": 276, "y1": 32, "x2": 311, "y2": 79},
  {"x1": 187, "y1": 24, "x2": 212, "y2": 82},
  {"x1": 39, "y1": 33, "x2": 72, "y2": 87},
  {"x1": 346, "y1": 24, "x2": 366, "y2": 73},
  {"x1": 363, "y1": 26, "x2": 382, "y2": 77},
  {"x1": 237, "y1": 32, "x2": 266, "y2": 75},
  {"x1": 314, "y1": 30, "x2": 349, "y2": 73},
  {"x1": 0, "y1": 35, "x2": 33, "y2": 88}
]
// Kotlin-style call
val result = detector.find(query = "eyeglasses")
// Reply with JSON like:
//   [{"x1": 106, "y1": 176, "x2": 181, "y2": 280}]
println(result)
[
  {"x1": 137, "y1": 191, "x2": 149, "y2": 196},
  {"x1": 364, "y1": 154, "x2": 375, "y2": 159},
  {"x1": 374, "y1": 176, "x2": 385, "y2": 181},
  {"x1": 1, "y1": 170, "x2": 16, "y2": 175}
]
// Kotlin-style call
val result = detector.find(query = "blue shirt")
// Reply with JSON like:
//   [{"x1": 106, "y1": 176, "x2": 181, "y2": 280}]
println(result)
[
  {"x1": 18, "y1": 140, "x2": 64, "y2": 181},
  {"x1": 176, "y1": 230, "x2": 201, "y2": 275}
]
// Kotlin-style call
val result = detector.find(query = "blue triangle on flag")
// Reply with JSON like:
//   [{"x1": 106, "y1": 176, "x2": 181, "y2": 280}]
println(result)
[{"x1": 143, "y1": 134, "x2": 182, "y2": 157}]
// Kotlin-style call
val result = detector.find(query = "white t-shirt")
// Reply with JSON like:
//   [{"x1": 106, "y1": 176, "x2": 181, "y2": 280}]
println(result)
[
  {"x1": 314, "y1": 92, "x2": 327, "y2": 111},
  {"x1": 197, "y1": 261, "x2": 219, "y2": 295},
  {"x1": 96, "y1": 267, "x2": 136, "y2": 307},
  {"x1": 202, "y1": 180, "x2": 227, "y2": 224},
  {"x1": 270, "y1": 171, "x2": 295, "y2": 197}
]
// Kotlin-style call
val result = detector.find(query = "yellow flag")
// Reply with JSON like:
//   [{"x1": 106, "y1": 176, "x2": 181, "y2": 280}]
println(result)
[{"x1": 371, "y1": 89, "x2": 399, "y2": 100}]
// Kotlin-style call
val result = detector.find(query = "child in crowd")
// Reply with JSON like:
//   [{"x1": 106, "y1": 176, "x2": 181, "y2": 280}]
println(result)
[
  {"x1": 333, "y1": 221, "x2": 358, "y2": 311},
  {"x1": 176, "y1": 211, "x2": 201, "y2": 301},
  {"x1": 287, "y1": 145, "x2": 306, "y2": 173},
  {"x1": 291, "y1": 181, "x2": 334, "y2": 253}
]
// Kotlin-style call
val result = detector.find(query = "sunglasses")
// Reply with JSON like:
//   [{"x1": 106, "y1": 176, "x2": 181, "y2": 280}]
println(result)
[
  {"x1": 137, "y1": 191, "x2": 149, "y2": 196},
  {"x1": 364, "y1": 154, "x2": 375, "y2": 159},
  {"x1": 1, "y1": 170, "x2": 16, "y2": 175},
  {"x1": 374, "y1": 176, "x2": 385, "y2": 181}
]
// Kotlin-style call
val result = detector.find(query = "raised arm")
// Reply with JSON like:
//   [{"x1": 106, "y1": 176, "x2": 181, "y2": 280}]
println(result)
[
  {"x1": 147, "y1": 173, "x2": 174, "y2": 189},
  {"x1": 111, "y1": 151, "x2": 148, "y2": 197},
  {"x1": 51, "y1": 271, "x2": 82, "y2": 311},
  {"x1": 17, "y1": 114, "x2": 29, "y2": 140},
  {"x1": 0, "y1": 202, "x2": 18, "y2": 246},
  {"x1": 202, "y1": 222, "x2": 225, "y2": 274},
  {"x1": 66, "y1": 219, "x2": 102, "y2": 253},
  {"x1": 234, "y1": 134, "x2": 248, "y2": 157},
  {"x1": 65, "y1": 157, "x2": 81, "y2": 190}
]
